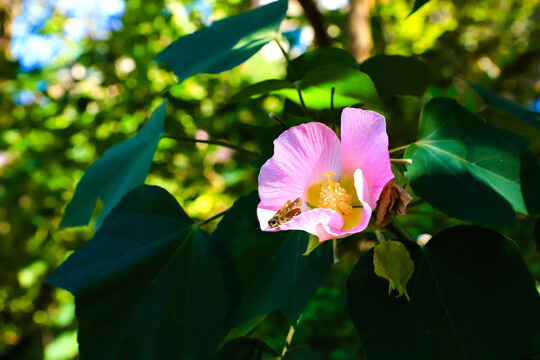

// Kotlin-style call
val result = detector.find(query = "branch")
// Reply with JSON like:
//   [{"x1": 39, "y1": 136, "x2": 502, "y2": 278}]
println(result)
[{"x1": 163, "y1": 135, "x2": 259, "y2": 158}]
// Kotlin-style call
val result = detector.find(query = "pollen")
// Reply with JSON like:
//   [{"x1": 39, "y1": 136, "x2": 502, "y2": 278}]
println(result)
[{"x1": 318, "y1": 172, "x2": 352, "y2": 216}]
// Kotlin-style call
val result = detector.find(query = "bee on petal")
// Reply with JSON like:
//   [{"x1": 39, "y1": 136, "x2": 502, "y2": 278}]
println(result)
[{"x1": 268, "y1": 198, "x2": 302, "y2": 228}]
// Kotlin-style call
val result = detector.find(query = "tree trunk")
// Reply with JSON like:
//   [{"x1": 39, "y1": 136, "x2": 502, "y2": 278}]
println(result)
[{"x1": 348, "y1": 0, "x2": 373, "y2": 62}]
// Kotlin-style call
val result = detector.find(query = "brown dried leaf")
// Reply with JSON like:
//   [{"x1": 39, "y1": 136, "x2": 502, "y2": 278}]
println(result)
[{"x1": 376, "y1": 180, "x2": 413, "y2": 227}]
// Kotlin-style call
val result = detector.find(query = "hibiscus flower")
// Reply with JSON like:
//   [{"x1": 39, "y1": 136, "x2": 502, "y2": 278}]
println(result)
[{"x1": 257, "y1": 108, "x2": 394, "y2": 242}]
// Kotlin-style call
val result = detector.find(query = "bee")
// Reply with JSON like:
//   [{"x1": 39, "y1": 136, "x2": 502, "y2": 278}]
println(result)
[{"x1": 268, "y1": 197, "x2": 302, "y2": 228}]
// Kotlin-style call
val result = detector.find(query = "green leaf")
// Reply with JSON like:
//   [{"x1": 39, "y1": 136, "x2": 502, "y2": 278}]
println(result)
[
  {"x1": 467, "y1": 81, "x2": 540, "y2": 131},
  {"x1": 291, "y1": 65, "x2": 380, "y2": 109},
  {"x1": 211, "y1": 192, "x2": 333, "y2": 329},
  {"x1": 244, "y1": 115, "x2": 310, "y2": 168},
  {"x1": 229, "y1": 66, "x2": 380, "y2": 110},
  {"x1": 48, "y1": 185, "x2": 225, "y2": 360},
  {"x1": 283, "y1": 346, "x2": 325, "y2": 360},
  {"x1": 214, "y1": 338, "x2": 278, "y2": 360},
  {"x1": 405, "y1": 98, "x2": 537, "y2": 228},
  {"x1": 228, "y1": 79, "x2": 295, "y2": 104},
  {"x1": 60, "y1": 101, "x2": 168, "y2": 228},
  {"x1": 286, "y1": 47, "x2": 358, "y2": 81},
  {"x1": 360, "y1": 55, "x2": 430, "y2": 98},
  {"x1": 347, "y1": 226, "x2": 540, "y2": 360},
  {"x1": 154, "y1": 0, "x2": 288, "y2": 83},
  {"x1": 245, "y1": 123, "x2": 286, "y2": 168}
]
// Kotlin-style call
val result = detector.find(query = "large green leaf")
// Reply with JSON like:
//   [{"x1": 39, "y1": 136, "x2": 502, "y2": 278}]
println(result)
[
  {"x1": 291, "y1": 65, "x2": 380, "y2": 109},
  {"x1": 49, "y1": 185, "x2": 225, "y2": 360},
  {"x1": 213, "y1": 338, "x2": 278, "y2": 360},
  {"x1": 60, "y1": 101, "x2": 167, "y2": 228},
  {"x1": 286, "y1": 47, "x2": 358, "y2": 81},
  {"x1": 154, "y1": 0, "x2": 288, "y2": 83},
  {"x1": 467, "y1": 81, "x2": 540, "y2": 131},
  {"x1": 405, "y1": 98, "x2": 538, "y2": 228},
  {"x1": 230, "y1": 66, "x2": 380, "y2": 110},
  {"x1": 283, "y1": 347, "x2": 325, "y2": 360},
  {"x1": 211, "y1": 192, "x2": 333, "y2": 329},
  {"x1": 360, "y1": 55, "x2": 430, "y2": 98},
  {"x1": 347, "y1": 226, "x2": 540, "y2": 360}
]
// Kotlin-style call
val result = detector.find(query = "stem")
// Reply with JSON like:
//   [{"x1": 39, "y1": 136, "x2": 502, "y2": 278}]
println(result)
[
  {"x1": 390, "y1": 216, "x2": 414, "y2": 242},
  {"x1": 194, "y1": 209, "x2": 228, "y2": 228},
  {"x1": 330, "y1": 87, "x2": 336, "y2": 131},
  {"x1": 275, "y1": 36, "x2": 301, "y2": 81},
  {"x1": 389, "y1": 144, "x2": 410, "y2": 154},
  {"x1": 163, "y1": 135, "x2": 259, "y2": 158},
  {"x1": 332, "y1": 238, "x2": 339, "y2": 264},
  {"x1": 275, "y1": 36, "x2": 291, "y2": 64},
  {"x1": 296, "y1": 85, "x2": 310, "y2": 119},
  {"x1": 474, "y1": 105, "x2": 486, "y2": 115},
  {"x1": 281, "y1": 325, "x2": 296, "y2": 356},
  {"x1": 406, "y1": 210, "x2": 448, "y2": 218},
  {"x1": 375, "y1": 230, "x2": 385, "y2": 243},
  {"x1": 390, "y1": 158, "x2": 412, "y2": 165},
  {"x1": 269, "y1": 112, "x2": 286, "y2": 127}
]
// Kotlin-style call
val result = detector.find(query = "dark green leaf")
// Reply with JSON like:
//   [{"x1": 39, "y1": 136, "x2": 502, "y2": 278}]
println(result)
[
  {"x1": 154, "y1": 0, "x2": 288, "y2": 83},
  {"x1": 286, "y1": 47, "x2": 358, "y2": 81},
  {"x1": 60, "y1": 101, "x2": 168, "y2": 228},
  {"x1": 283, "y1": 346, "x2": 325, "y2": 360},
  {"x1": 213, "y1": 338, "x2": 278, "y2": 360},
  {"x1": 245, "y1": 123, "x2": 285, "y2": 168},
  {"x1": 49, "y1": 185, "x2": 225, "y2": 360},
  {"x1": 212, "y1": 192, "x2": 333, "y2": 329},
  {"x1": 405, "y1": 98, "x2": 537, "y2": 228},
  {"x1": 347, "y1": 226, "x2": 540, "y2": 360},
  {"x1": 360, "y1": 55, "x2": 430, "y2": 98},
  {"x1": 467, "y1": 81, "x2": 540, "y2": 131},
  {"x1": 245, "y1": 115, "x2": 310, "y2": 168}
]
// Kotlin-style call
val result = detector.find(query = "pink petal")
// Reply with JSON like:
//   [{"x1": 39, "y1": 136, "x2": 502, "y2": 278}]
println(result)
[
  {"x1": 340, "y1": 108, "x2": 394, "y2": 209},
  {"x1": 321, "y1": 169, "x2": 373, "y2": 238},
  {"x1": 257, "y1": 203, "x2": 343, "y2": 240},
  {"x1": 258, "y1": 122, "x2": 341, "y2": 210}
]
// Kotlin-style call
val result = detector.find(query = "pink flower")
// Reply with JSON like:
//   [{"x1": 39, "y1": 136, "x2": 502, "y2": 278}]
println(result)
[{"x1": 257, "y1": 108, "x2": 394, "y2": 241}]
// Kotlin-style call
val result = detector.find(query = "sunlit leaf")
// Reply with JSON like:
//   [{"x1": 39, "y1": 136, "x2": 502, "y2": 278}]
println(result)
[
  {"x1": 49, "y1": 185, "x2": 225, "y2": 360},
  {"x1": 373, "y1": 240, "x2": 414, "y2": 300},
  {"x1": 405, "y1": 98, "x2": 539, "y2": 228},
  {"x1": 360, "y1": 55, "x2": 430, "y2": 98},
  {"x1": 467, "y1": 81, "x2": 540, "y2": 131},
  {"x1": 154, "y1": 0, "x2": 288, "y2": 83},
  {"x1": 212, "y1": 192, "x2": 333, "y2": 329},
  {"x1": 291, "y1": 65, "x2": 381, "y2": 109},
  {"x1": 347, "y1": 226, "x2": 540, "y2": 360},
  {"x1": 60, "y1": 101, "x2": 168, "y2": 228},
  {"x1": 230, "y1": 66, "x2": 380, "y2": 110}
]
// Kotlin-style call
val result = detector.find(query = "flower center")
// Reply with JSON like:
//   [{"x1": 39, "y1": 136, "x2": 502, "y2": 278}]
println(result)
[{"x1": 317, "y1": 172, "x2": 352, "y2": 216}]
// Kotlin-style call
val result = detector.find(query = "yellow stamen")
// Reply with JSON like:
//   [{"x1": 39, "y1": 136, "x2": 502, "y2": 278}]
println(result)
[{"x1": 318, "y1": 172, "x2": 352, "y2": 216}]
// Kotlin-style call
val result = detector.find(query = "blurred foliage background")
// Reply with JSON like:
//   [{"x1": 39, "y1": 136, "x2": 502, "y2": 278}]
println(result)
[{"x1": 1, "y1": 0, "x2": 539, "y2": 358}]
